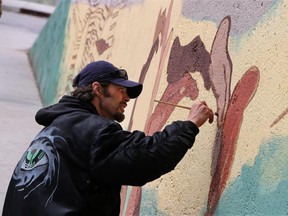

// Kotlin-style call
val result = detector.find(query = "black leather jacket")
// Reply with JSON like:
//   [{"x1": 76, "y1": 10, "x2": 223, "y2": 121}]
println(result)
[{"x1": 3, "y1": 95, "x2": 199, "y2": 216}]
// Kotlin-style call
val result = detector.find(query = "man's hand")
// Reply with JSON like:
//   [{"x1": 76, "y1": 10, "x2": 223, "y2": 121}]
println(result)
[{"x1": 187, "y1": 101, "x2": 214, "y2": 127}]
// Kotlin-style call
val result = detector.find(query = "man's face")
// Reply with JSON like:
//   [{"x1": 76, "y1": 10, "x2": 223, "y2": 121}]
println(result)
[{"x1": 98, "y1": 83, "x2": 130, "y2": 122}]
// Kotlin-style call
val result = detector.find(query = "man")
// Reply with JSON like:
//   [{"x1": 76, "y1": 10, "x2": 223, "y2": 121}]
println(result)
[{"x1": 3, "y1": 61, "x2": 214, "y2": 215}]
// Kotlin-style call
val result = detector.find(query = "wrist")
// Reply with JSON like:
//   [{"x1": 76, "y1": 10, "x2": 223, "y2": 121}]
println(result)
[{"x1": 189, "y1": 118, "x2": 201, "y2": 128}]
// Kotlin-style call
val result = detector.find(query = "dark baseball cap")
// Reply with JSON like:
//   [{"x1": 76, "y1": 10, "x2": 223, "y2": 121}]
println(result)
[{"x1": 74, "y1": 61, "x2": 142, "y2": 98}]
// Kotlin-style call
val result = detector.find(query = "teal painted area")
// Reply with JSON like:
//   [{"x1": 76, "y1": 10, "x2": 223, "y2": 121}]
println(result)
[
  {"x1": 140, "y1": 188, "x2": 167, "y2": 216},
  {"x1": 29, "y1": 0, "x2": 70, "y2": 106},
  {"x1": 215, "y1": 136, "x2": 288, "y2": 215}
]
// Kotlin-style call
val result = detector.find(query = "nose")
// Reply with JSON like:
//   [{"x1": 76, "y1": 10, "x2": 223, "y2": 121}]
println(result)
[{"x1": 123, "y1": 88, "x2": 130, "y2": 102}]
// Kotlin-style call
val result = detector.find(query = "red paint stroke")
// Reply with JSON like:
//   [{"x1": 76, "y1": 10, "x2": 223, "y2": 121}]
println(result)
[
  {"x1": 146, "y1": 73, "x2": 198, "y2": 135},
  {"x1": 270, "y1": 107, "x2": 288, "y2": 127},
  {"x1": 205, "y1": 67, "x2": 260, "y2": 216},
  {"x1": 125, "y1": 187, "x2": 142, "y2": 216}
]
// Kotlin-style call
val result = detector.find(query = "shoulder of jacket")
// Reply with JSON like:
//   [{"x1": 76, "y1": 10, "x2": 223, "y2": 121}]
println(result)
[{"x1": 86, "y1": 114, "x2": 122, "y2": 130}]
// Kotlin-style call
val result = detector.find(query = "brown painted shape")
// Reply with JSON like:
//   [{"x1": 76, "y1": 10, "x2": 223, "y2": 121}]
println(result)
[
  {"x1": 205, "y1": 66, "x2": 260, "y2": 216},
  {"x1": 270, "y1": 107, "x2": 288, "y2": 127},
  {"x1": 96, "y1": 39, "x2": 110, "y2": 55},
  {"x1": 167, "y1": 36, "x2": 211, "y2": 89}
]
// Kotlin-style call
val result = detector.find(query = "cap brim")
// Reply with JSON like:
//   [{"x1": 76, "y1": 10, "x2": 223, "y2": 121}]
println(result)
[{"x1": 110, "y1": 78, "x2": 143, "y2": 99}]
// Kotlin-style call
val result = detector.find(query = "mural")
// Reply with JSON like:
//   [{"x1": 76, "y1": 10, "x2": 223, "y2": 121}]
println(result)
[{"x1": 30, "y1": 0, "x2": 288, "y2": 215}]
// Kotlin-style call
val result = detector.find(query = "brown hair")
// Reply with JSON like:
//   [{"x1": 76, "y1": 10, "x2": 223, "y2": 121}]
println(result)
[{"x1": 71, "y1": 81, "x2": 110, "y2": 102}]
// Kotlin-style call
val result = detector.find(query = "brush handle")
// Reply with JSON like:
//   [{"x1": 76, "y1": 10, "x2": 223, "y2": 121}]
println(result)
[
  {"x1": 154, "y1": 99, "x2": 191, "y2": 110},
  {"x1": 154, "y1": 99, "x2": 218, "y2": 116}
]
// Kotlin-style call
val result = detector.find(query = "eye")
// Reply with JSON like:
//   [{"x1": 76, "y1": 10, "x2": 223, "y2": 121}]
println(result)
[{"x1": 120, "y1": 86, "x2": 126, "y2": 91}]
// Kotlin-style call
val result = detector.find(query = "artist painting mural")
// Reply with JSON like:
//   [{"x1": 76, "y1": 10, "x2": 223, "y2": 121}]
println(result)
[{"x1": 28, "y1": 0, "x2": 288, "y2": 215}]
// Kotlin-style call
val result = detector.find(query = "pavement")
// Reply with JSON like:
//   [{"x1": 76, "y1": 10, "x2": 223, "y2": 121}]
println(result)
[
  {"x1": 2, "y1": 0, "x2": 55, "y2": 17},
  {"x1": 0, "y1": 1, "x2": 53, "y2": 213}
]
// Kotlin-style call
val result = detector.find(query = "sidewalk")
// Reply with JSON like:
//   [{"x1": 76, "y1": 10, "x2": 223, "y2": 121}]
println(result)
[
  {"x1": 0, "y1": 7, "x2": 49, "y2": 213},
  {"x1": 2, "y1": 0, "x2": 55, "y2": 17}
]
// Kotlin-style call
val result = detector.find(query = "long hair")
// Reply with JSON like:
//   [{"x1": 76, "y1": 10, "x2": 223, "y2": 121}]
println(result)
[{"x1": 71, "y1": 80, "x2": 110, "y2": 102}]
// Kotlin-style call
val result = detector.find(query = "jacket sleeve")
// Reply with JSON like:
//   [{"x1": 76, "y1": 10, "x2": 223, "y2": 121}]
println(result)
[{"x1": 90, "y1": 120, "x2": 199, "y2": 186}]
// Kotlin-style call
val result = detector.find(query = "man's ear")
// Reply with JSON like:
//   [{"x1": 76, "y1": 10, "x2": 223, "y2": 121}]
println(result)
[{"x1": 91, "y1": 82, "x2": 102, "y2": 96}]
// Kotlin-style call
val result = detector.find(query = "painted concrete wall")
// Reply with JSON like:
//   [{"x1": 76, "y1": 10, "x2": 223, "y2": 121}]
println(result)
[
  {"x1": 30, "y1": 0, "x2": 288, "y2": 215},
  {"x1": 30, "y1": 0, "x2": 70, "y2": 106}
]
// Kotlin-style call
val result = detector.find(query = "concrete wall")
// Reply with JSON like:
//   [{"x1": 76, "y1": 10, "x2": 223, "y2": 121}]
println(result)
[
  {"x1": 30, "y1": 0, "x2": 288, "y2": 215},
  {"x1": 30, "y1": 0, "x2": 70, "y2": 105}
]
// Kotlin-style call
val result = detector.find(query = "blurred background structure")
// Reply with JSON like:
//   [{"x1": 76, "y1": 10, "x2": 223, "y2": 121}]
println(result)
[{"x1": 19, "y1": 0, "x2": 60, "y2": 6}]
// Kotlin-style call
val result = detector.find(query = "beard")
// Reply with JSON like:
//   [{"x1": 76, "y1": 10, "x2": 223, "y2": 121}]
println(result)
[
  {"x1": 100, "y1": 87, "x2": 125, "y2": 123},
  {"x1": 100, "y1": 85, "x2": 126, "y2": 122},
  {"x1": 114, "y1": 112, "x2": 125, "y2": 122}
]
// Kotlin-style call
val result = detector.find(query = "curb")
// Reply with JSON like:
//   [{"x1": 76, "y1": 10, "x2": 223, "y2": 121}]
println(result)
[{"x1": 2, "y1": 0, "x2": 55, "y2": 17}]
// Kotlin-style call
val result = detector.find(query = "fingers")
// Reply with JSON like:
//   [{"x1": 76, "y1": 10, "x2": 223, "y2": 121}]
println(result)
[
  {"x1": 208, "y1": 109, "x2": 214, "y2": 124},
  {"x1": 200, "y1": 101, "x2": 207, "y2": 106},
  {"x1": 189, "y1": 101, "x2": 214, "y2": 127},
  {"x1": 202, "y1": 104, "x2": 214, "y2": 124}
]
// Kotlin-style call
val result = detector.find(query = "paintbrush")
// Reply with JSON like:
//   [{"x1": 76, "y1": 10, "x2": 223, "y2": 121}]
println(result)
[{"x1": 154, "y1": 99, "x2": 218, "y2": 116}]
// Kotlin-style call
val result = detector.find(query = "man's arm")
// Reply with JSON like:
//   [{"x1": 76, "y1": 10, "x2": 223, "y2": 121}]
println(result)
[{"x1": 90, "y1": 101, "x2": 214, "y2": 186}]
